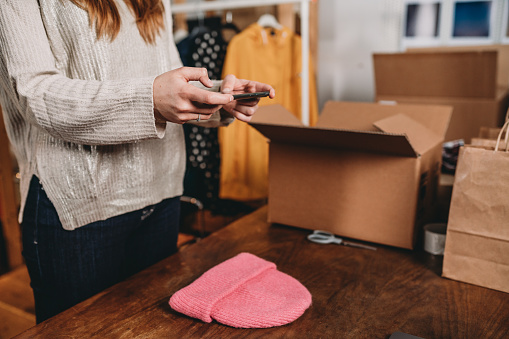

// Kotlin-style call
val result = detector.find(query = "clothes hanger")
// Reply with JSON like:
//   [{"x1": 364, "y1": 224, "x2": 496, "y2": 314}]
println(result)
[
  {"x1": 257, "y1": 13, "x2": 282, "y2": 30},
  {"x1": 222, "y1": 11, "x2": 240, "y2": 34},
  {"x1": 220, "y1": 11, "x2": 240, "y2": 43},
  {"x1": 189, "y1": 11, "x2": 210, "y2": 38}
]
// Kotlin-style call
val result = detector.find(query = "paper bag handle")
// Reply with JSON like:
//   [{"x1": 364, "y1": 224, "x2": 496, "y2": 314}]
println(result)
[
  {"x1": 495, "y1": 108, "x2": 509, "y2": 152},
  {"x1": 504, "y1": 107, "x2": 509, "y2": 146}
]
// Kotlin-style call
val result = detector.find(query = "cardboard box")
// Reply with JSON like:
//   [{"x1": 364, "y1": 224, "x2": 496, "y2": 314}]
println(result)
[
  {"x1": 374, "y1": 51, "x2": 498, "y2": 99},
  {"x1": 373, "y1": 51, "x2": 509, "y2": 143},
  {"x1": 376, "y1": 89, "x2": 509, "y2": 143},
  {"x1": 250, "y1": 102, "x2": 452, "y2": 249},
  {"x1": 407, "y1": 44, "x2": 509, "y2": 89}
]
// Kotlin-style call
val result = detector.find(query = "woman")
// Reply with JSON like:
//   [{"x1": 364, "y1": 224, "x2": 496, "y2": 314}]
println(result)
[{"x1": 0, "y1": 0, "x2": 274, "y2": 323}]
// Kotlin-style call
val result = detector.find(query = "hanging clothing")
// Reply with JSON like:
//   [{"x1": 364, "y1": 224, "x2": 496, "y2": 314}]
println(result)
[
  {"x1": 178, "y1": 23, "x2": 229, "y2": 79},
  {"x1": 219, "y1": 23, "x2": 319, "y2": 201},
  {"x1": 177, "y1": 18, "x2": 229, "y2": 210}
]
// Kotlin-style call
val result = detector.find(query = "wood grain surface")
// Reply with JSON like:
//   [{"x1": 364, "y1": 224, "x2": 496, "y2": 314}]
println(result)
[{"x1": 15, "y1": 206, "x2": 509, "y2": 338}]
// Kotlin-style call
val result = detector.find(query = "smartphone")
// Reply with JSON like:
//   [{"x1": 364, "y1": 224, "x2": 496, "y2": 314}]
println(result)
[{"x1": 232, "y1": 91, "x2": 270, "y2": 100}]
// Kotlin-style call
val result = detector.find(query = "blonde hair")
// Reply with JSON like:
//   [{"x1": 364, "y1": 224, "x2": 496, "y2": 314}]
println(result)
[{"x1": 70, "y1": 0, "x2": 165, "y2": 44}]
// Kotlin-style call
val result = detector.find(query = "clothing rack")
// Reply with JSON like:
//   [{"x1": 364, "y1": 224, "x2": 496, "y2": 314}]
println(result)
[{"x1": 171, "y1": 0, "x2": 311, "y2": 126}]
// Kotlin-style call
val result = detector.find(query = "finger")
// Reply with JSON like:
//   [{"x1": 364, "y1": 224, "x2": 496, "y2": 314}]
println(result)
[
  {"x1": 185, "y1": 85, "x2": 233, "y2": 105},
  {"x1": 190, "y1": 101, "x2": 223, "y2": 114},
  {"x1": 234, "y1": 98, "x2": 260, "y2": 106},
  {"x1": 237, "y1": 104, "x2": 257, "y2": 116},
  {"x1": 241, "y1": 80, "x2": 275, "y2": 98},
  {"x1": 230, "y1": 78, "x2": 276, "y2": 99},
  {"x1": 231, "y1": 110, "x2": 253, "y2": 123},
  {"x1": 193, "y1": 113, "x2": 207, "y2": 122},
  {"x1": 268, "y1": 88, "x2": 276, "y2": 99},
  {"x1": 226, "y1": 104, "x2": 258, "y2": 122},
  {"x1": 242, "y1": 81, "x2": 257, "y2": 93},
  {"x1": 186, "y1": 112, "x2": 215, "y2": 123},
  {"x1": 178, "y1": 67, "x2": 213, "y2": 87},
  {"x1": 252, "y1": 83, "x2": 275, "y2": 98},
  {"x1": 174, "y1": 111, "x2": 213, "y2": 125},
  {"x1": 221, "y1": 74, "x2": 237, "y2": 94}
]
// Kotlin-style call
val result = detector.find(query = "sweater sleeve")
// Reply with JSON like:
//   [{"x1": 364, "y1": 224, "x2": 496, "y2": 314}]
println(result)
[{"x1": 0, "y1": 1, "x2": 163, "y2": 146}]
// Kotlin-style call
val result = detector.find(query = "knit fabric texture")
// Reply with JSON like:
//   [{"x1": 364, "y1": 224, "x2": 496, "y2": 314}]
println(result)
[
  {"x1": 169, "y1": 252, "x2": 312, "y2": 328},
  {"x1": 0, "y1": 0, "x2": 231, "y2": 230}
]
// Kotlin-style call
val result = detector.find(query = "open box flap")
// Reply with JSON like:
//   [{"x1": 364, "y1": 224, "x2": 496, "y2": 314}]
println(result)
[
  {"x1": 249, "y1": 105, "x2": 418, "y2": 157},
  {"x1": 250, "y1": 104, "x2": 303, "y2": 126},
  {"x1": 317, "y1": 101, "x2": 452, "y2": 139},
  {"x1": 374, "y1": 114, "x2": 442, "y2": 156}
]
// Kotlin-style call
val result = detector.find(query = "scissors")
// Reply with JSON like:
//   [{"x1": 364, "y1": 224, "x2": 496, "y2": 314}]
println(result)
[{"x1": 307, "y1": 230, "x2": 377, "y2": 251}]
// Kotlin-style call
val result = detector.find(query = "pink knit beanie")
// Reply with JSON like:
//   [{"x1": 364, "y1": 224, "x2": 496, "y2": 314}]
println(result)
[{"x1": 169, "y1": 252, "x2": 312, "y2": 328}]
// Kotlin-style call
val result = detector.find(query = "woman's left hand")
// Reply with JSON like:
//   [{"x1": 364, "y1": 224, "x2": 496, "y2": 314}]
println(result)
[{"x1": 220, "y1": 74, "x2": 275, "y2": 122}]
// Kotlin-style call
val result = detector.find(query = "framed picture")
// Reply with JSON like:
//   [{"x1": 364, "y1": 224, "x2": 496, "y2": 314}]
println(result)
[
  {"x1": 449, "y1": 0, "x2": 495, "y2": 45},
  {"x1": 401, "y1": 0, "x2": 442, "y2": 50}
]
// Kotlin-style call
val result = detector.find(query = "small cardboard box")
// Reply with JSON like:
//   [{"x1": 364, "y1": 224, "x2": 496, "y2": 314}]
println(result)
[
  {"x1": 406, "y1": 44, "x2": 509, "y2": 89},
  {"x1": 376, "y1": 89, "x2": 508, "y2": 144},
  {"x1": 373, "y1": 51, "x2": 509, "y2": 143},
  {"x1": 250, "y1": 102, "x2": 452, "y2": 249}
]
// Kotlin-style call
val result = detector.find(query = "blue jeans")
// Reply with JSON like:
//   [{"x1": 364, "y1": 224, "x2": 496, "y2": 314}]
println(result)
[{"x1": 22, "y1": 176, "x2": 180, "y2": 323}]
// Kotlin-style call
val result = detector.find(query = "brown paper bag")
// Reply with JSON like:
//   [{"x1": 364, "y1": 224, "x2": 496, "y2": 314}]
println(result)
[
  {"x1": 471, "y1": 126, "x2": 507, "y2": 148},
  {"x1": 470, "y1": 137, "x2": 501, "y2": 148},
  {"x1": 478, "y1": 126, "x2": 505, "y2": 139},
  {"x1": 442, "y1": 122, "x2": 509, "y2": 293}
]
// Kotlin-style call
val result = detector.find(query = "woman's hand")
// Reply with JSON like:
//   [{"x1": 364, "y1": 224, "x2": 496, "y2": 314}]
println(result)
[
  {"x1": 153, "y1": 67, "x2": 233, "y2": 124},
  {"x1": 220, "y1": 74, "x2": 275, "y2": 122}
]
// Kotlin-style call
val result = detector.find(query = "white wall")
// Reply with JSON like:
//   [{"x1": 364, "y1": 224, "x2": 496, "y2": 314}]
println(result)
[{"x1": 317, "y1": 0, "x2": 404, "y2": 109}]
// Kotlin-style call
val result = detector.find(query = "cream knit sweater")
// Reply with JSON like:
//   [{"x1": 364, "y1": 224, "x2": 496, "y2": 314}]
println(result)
[{"x1": 0, "y1": 0, "x2": 220, "y2": 229}]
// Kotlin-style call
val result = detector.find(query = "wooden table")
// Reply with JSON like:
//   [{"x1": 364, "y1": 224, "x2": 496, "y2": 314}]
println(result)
[{"x1": 16, "y1": 207, "x2": 509, "y2": 338}]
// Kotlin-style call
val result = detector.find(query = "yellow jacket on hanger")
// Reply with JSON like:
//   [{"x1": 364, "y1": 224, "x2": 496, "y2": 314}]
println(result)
[{"x1": 219, "y1": 23, "x2": 318, "y2": 201}]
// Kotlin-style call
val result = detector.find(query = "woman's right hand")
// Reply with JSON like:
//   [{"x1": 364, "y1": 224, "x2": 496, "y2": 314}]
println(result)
[{"x1": 153, "y1": 67, "x2": 233, "y2": 124}]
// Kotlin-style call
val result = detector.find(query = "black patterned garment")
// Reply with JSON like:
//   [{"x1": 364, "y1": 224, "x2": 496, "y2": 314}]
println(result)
[
  {"x1": 190, "y1": 29, "x2": 227, "y2": 79},
  {"x1": 177, "y1": 17, "x2": 230, "y2": 210}
]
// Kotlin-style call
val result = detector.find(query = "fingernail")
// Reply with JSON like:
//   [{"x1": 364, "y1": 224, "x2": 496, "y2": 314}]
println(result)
[
  {"x1": 230, "y1": 95, "x2": 233, "y2": 102},
  {"x1": 222, "y1": 88, "x2": 232, "y2": 93}
]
